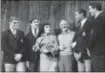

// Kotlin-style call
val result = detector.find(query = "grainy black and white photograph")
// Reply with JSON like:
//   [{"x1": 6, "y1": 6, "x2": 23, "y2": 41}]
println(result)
[{"x1": 0, "y1": 0, "x2": 105, "y2": 72}]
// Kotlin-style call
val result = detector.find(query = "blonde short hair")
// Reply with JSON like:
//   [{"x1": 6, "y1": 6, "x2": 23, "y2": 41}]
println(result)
[{"x1": 9, "y1": 16, "x2": 19, "y2": 22}]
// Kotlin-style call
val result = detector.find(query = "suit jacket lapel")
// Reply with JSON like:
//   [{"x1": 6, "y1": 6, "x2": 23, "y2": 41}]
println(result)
[
  {"x1": 80, "y1": 19, "x2": 88, "y2": 33},
  {"x1": 9, "y1": 29, "x2": 17, "y2": 39}
]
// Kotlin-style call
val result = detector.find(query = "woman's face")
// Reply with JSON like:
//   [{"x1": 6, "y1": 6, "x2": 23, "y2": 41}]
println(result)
[{"x1": 44, "y1": 25, "x2": 51, "y2": 33}]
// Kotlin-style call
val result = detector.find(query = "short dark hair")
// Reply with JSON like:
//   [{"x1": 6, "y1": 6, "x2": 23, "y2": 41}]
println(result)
[
  {"x1": 9, "y1": 16, "x2": 19, "y2": 22},
  {"x1": 77, "y1": 9, "x2": 86, "y2": 17},
  {"x1": 89, "y1": 2, "x2": 102, "y2": 11},
  {"x1": 29, "y1": 17, "x2": 39, "y2": 23}
]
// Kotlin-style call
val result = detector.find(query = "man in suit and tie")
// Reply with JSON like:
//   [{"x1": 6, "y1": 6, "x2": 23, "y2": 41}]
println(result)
[
  {"x1": 88, "y1": 2, "x2": 105, "y2": 72},
  {"x1": 1, "y1": 16, "x2": 26, "y2": 72},
  {"x1": 72, "y1": 9, "x2": 92, "y2": 72},
  {"x1": 25, "y1": 18, "x2": 42, "y2": 72}
]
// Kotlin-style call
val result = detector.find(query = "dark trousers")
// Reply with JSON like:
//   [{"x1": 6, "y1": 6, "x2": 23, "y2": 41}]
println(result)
[
  {"x1": 28, "y1": 61, "x2": 39, "y2": 72},
  {"x1": 91, "y1": 54, "x2": 105, "y2": 72},
  {"x1": 1, "y1": 59, "x2": 5, "y2": 72}
]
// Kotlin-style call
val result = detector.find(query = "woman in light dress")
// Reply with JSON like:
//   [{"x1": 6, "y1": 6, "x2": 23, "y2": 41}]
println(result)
[{"x1": 33, "y1": 23, "x2": 59, "y2": 72}]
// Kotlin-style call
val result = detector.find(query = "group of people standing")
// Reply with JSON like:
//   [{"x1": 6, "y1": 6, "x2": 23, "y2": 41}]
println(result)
[{"x1": 1, "y1": 2, "x2": 105, "y2": 72}]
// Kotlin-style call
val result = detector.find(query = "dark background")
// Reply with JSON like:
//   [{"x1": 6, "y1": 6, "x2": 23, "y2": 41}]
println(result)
[{"x1": 1, "y1": 0, "x2": 105, "y2": 71}]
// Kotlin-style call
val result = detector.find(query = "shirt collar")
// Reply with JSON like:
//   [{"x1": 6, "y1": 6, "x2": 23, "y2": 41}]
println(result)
[
  {"x1": 10, "y1": 27, "x2": 17, "y2": 35},
  {"x1": 80, "y1": 18, "x2": 87, "y2": 28},
  {"x1": 62, "y1": 30, "x2": 70, "y2": 34},
  {"x1": 31, "y1": 28, "x2": 39, "y2": 37},
  {"x1": 95, "y1": 11, "x2": 103, "y2": 19}
]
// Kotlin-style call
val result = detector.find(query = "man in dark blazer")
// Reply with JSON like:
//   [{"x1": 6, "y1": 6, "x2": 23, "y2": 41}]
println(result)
[
  {"x1": 88, "y1": 2, "x2": 105, "y2": 72},
  {"x1": 72, "y1": 9, "x2": 92, "y2": 72},
  {"x1": 1, "y1": 16, "x2": 26, "y2": 72},
  {"x1": 25, "y1": 18, "x2": 42, "y2": 72}
]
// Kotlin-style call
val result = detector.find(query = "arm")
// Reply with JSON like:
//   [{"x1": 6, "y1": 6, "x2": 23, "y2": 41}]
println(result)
[
  {"x1": 44, "y1": 36, "x2": 59, "y2": 57},
  {"x1": 33, "y1": 37, "x2": 43, "y2": 52},
  {"x1": 84, "y1": 21, "x2": 92, "y2": 50},
  {"x1": 19, "y1": 35, "x2": 26, "y2": 55},
  {"x1": 1, "y1": 32, "x2": 15, "y2": 55},
  {"x1": 23, "y1": 36, "x2": 30, "y2": 61},
  {"x1": 16, "y1": 32, "x2": 25, "y2": 59},
  {"x1": 57, "y1": 35, "x2": 64, "y2": 51},
  {"x1": 71, "y1": 31, "x2": 78, "y2": 53},
  {"x1": 49, "y1": 36, "x2": 59, "y2": 54}
]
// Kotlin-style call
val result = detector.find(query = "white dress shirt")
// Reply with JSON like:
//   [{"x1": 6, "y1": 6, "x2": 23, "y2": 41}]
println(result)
[
  {"x1": 10, "y1": 27, "x2": 17, "y2": 37},
  {"x1": 80, "y1": 18, "x2": 87, "y2": 28},
  {"x1": 31, "y1": 27, "x2": 39, "y2": 38}
]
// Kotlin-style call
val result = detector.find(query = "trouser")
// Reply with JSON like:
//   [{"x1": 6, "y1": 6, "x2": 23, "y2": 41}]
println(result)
[
  {"x1": 4, "y1": 62, "x2": 26, "y2": 72},
  {"x1": 58, "y1": 54, "x2": 74, "y2": 72},
  {"x1": 1, "y1": 57, "x2": 5, "y2": 72},
  {"x1": 77, "y1": 59, "x2": 91, "y2": 72},
  {"x1": 40, "y1": 53, "x2": 57, "y2": 72},
  {"x1": 28, "y1": 61, "x2": 39, "y2": 72},
  {"x1": 91, "y1": 54, "x2": 105, "y2": 72}
]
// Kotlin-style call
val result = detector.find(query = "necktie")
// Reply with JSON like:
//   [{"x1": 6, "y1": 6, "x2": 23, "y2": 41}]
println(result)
[
  {"x1": 14, "y1": 34, "x2": 17, "y2": 38},
  {"x1": 13, "y1": 31, "x2": 17, "y2": 38}
]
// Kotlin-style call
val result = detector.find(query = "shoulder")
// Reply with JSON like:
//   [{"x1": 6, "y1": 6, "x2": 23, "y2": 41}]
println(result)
[
  {"x1": 18, "y1": 30, "x2": 24, "y2": 34},
  {"x1": 25, "y1": 33, "x2": 30, "y2": 40},
  {"x1": 17, "y1": 30, "x2": 24, "y2": 36},
  {"x1": 25, "y1": 31, "x2": 31, "y2": 37},
  {"x1": 84, "y1": 19, "x2": 92, "y2": 28},
  {"x1": 96, "y1": 12, "x2": 105, "y2": 21},
  {"x1": 2, "y1": 29, "x2": 10, "y2": 37},
  {"x1": 58, "y1": 34, "x2": 62, "y2": 39},
  {"x1": 37, "y1": 34, "x2": 44, "y2": 41},
  {"x1": 68, "y1": 31, "x2": 75, "y2": 36},
  {"x1": 50, "y1": 34, "x2": 57, "y2": 38},
  {"x1": 100, "y1": 11, "x2": 105, "y2": 17}
]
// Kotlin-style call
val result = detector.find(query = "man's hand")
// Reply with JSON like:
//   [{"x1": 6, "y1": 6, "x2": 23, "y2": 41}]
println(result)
[
  {"x1": 26, "y1": 61, "x2": 29, "y2": 68},
  {"x1": 71, "y1": 42, "x2": 77, "y2": 48},
  {"x1": 32, "y1": 44, "x2": 39, "y2": 52},
  {"x1": 41, "y1": 46, "x2": 49, "y2": 53},
  {"x1": 32, "y1": 45, "x2": 36, "y2": 51},
  {"x1": 82, "y1": 32, "x2": 86, "y2": 36},
  {"x1": 74, "y1": 52, "x2": 81, "y2": 61},
  {"x1": 14, "y1": 54, "x2": 22, "y2": 61},
  {"x1": 86, "y1": 48, "x2": 91, "y2": 56}
]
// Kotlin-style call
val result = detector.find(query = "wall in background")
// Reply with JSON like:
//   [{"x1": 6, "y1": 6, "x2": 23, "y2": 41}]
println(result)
[
  {"x1": 1, "y1": 0, "x2": 105, "y2": 71},
  {"x1": 1, "y1": 0, "x2": 105, "y2": 34}
]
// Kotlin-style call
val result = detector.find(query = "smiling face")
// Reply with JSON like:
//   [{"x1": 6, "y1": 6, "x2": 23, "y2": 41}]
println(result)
[
  {"x1": 60, "y1": 20, "x2": 69, "y2": 32},
  {"x1": 30, "y1": 19, "x2": 40, "y2": 29},
  {"x1": 89, "y1": 5, "x2": 96, "y2": 17},
  {"x1": 9, "y1": 19, "x2": 19, "y2": 31},
  {"x1": 44, "y1": 25, "x2": 51, "y2": 33}
]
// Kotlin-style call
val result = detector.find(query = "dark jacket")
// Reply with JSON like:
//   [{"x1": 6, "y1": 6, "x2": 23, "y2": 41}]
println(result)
[
  {"x1": 88, "y1": 11, "x2": 105, "y2": 55},
  {"x1": 25, "y1": 28, "x2": 41, "y2": 62},
  {"x1": 1, "y1": 29, "x2": 25, "y2": 64},
  {"x1": 73, "y1": 19, "x2": 92, "y2": 59}
]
